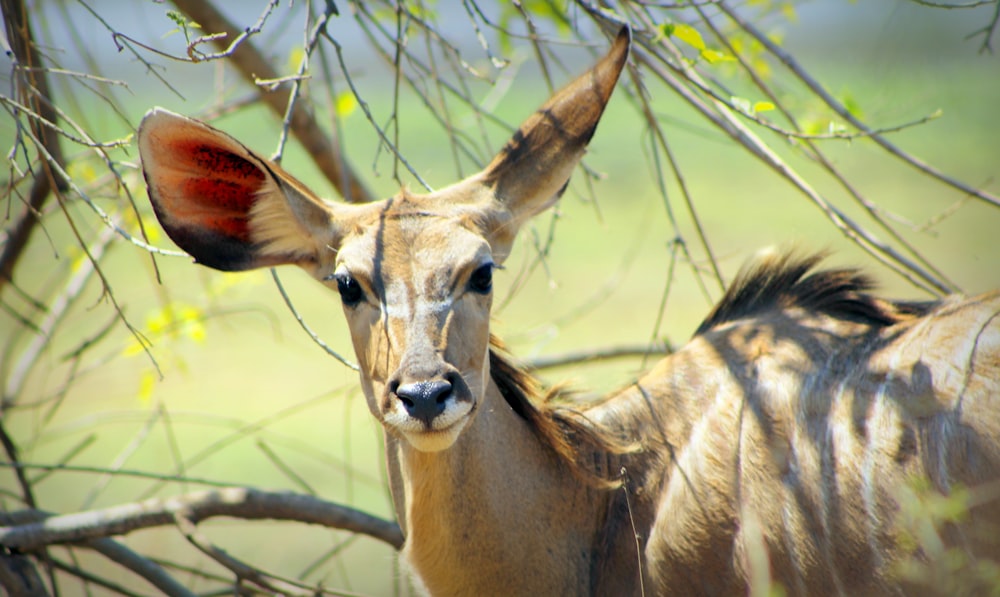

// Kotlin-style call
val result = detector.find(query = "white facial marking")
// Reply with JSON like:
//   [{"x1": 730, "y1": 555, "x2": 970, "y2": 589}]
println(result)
[{"x1": 383, "y1": 398, "x2": 474, "y2": 452}]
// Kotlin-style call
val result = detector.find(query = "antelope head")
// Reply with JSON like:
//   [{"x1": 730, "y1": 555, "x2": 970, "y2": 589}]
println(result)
[{"x1": 138, "y1": 28, "x2": 629, "y2": 453}]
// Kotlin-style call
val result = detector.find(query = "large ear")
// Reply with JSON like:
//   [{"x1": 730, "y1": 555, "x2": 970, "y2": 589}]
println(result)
[
  {"x1": 138, "y1": 108, "x2": 340, "y2": 272},
  {"x1": 452, "y1": 26, "x2": 630, "y2": 260}
]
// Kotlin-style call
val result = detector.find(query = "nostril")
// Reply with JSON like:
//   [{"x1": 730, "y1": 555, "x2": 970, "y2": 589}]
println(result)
[{"x1": 396, "y1": 380, "x2": 453, "y2": 425}]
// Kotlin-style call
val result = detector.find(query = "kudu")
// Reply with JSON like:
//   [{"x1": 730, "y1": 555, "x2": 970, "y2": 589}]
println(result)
[{"x1": 138, "y1": 27, "x2": 1000, "y2": 596}]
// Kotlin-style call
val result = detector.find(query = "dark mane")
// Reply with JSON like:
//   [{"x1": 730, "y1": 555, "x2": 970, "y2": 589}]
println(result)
[
  {"x1": 695, "y1": 251, "x2": 933, "y2": 336},
  {"x1": 488, "y1": 337, "x2": 630, "y2": 487}
]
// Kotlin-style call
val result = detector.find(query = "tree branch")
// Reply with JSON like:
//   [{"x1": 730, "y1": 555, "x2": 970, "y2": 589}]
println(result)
[
  {"x1": 0, "y1": 487, "x2": 404, "y2": 552},
  {"x1": 0, "y1": 551, "x2": 47, "y2": 597},
  {"x1": 0, "y1": 0, "x2": 65, "y2": 293},
  {"x1": 527, "y1": 342, "x2": 674, "y2": 372},
  {"x1": 170, "y1": 0, "x2": 376, "y2": 203},
  {"x1": 0, "y1": 511, "x2": 194, "y2": 597}
]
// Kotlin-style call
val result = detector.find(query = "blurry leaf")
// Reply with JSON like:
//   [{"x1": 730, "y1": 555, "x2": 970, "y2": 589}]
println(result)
[
  {"x1": 288, "y1": 47, "x2": 305, "y2": 72},
  {"x1": 672, "y1": 24, "x2": 706, "y2": 51},
  {"x1": 656, "y1": 23, "x2": 675, "y2": 40},
  {"x1": 145, "y1": 223, "x2": 161, "y2": 244},
  {"x1": 701, "y1": 49, "x2": 735, "y2": 64},
  {"x1": 781, "y1": 3, "x2": 798, "y2": 23},
  {"x1": 67, "y1": 161, "x2": 97, "y2": 183},
  {"x1": 408, "y1": 0, "x2": 435, "y2": 21},
  {"x1": 841, "y1": 91, "x2": 864, "y2": 119},
  {"x1": 178, "y1": 305, "x2": 207, "y2": 342},
  {"x1": 802, "y1": 116, "x2": 823, "y2": 136},
  {"x1": 147, "y1": 309, "x2": 170, "y2": 335},
  {"x1": 512, "y1": 0, "x2": 571, "y2": 36},
  {"x1": 122, "y1": 338, "x2": 145, "y2": 358},
  {"x1": 70, "y1": 251, "x2": 87, "y2": 274},
  {"x1": 752, "y1": 57, "x2": 772, "y2": 80},
  {"x1": 335, "y1": 91, "x2": 358, "y2": 118},
  {"x1": 138, "y1": 369, "x2": 156, "y2": 403},
  {"x1": 498, "y1": 29, "x2": 512, "y2": 55},
  {"x1": 753, "y1": 101, "x2": 776, "y2": 113}
]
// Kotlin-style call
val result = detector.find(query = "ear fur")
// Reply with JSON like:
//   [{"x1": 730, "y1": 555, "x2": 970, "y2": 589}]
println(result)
[
  {"x1": 435, "y1": 27, "x2": 630, "y2": 263},
  {"x1": 138, "y1": 108, "x2": 338, "y2": 271}
]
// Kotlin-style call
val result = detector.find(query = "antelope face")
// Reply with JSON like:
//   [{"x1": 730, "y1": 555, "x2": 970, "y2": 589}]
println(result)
[
  {"x1": 330, "y1": 196, "x2": 501, "y2": 451},
  {"x1": 137, "y1": 27, "x2": 628, "y2": 453}
]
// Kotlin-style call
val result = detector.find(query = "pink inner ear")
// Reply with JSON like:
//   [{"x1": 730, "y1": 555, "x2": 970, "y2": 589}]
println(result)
[{"x1": 148, "y1": 135, "x2": 267, "y2": 243}]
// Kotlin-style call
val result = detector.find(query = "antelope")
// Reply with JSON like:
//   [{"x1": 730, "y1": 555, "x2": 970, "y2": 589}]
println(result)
[{"x1": 137, "y1": 27, "x2": 1000, "y2": 596}]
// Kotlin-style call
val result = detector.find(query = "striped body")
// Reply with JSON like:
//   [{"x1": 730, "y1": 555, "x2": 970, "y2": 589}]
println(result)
[{"x1": 590, "y1": 261, "x2": 1000, "y2": 594}]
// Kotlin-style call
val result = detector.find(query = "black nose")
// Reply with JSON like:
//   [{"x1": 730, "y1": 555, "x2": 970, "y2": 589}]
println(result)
[{"x1": 395, "y1": 380, "x2": 453, "y2": 425}]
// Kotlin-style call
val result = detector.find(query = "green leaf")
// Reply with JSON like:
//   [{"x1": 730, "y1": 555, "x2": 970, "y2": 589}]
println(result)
[
  {"x1": 840, "y1": 91, "x2": 864, "y2": 119},
  {"x1": 781, "y1": 3, "x2": 798, "y2": 23},
  {"x1": 701, "y1": 49, "x2": 735, "y2": 64},
  {"x1": 287, "y1": 47, "x2": 305, "y2": 72},
  {"x1": 335, "y1": 91, "x2": 358, "y2": 118},
  {"x1": 672, "y1": 24, "x2": 706, "y2": 51}
]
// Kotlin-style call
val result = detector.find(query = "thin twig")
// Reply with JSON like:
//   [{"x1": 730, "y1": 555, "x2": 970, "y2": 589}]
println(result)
[
  {"x1": 718, "y1": 1, "x2": 1000, "y2": 209},
  {"x1": 527, "y1": 342, "x2": 673, "y2": 371},
  {"x1": 628, "y1": 40, "x2": 949, "y2": 295},
  {"x1": 270, "y1": 269, "x2": 358, "y2": 370},
  {"x1": 173, "y1": 511, "x2": 311, "y2": 596}
]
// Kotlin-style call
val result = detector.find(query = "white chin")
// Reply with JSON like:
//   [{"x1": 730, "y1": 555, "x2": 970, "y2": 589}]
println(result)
[{"x1": 402, "y1": 419, "x2": 468, "y2": 452}]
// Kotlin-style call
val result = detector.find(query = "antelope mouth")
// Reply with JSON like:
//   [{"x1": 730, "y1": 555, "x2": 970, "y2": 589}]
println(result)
[
  {"x1": 399, "y1": 416, "x2": 472, "y2": 452},
  {"x1": 383, "y1": 391, "x2": 477, "y2": 452},
  {"x1": 388, "y1": 402, "x2": 475, "y2": 452}
]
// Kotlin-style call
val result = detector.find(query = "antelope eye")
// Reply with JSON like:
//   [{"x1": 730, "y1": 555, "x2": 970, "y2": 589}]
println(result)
[
  {"x1": 335, "y1": 273, "x2": 364, "y2": 306},
  {"x1": 468, "y1": 263, "x2": 494, "y2": 295}
]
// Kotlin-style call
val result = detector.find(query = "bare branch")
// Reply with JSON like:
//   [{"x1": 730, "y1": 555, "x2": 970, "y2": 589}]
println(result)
[
  {"x1": 717, "y1": 1, "x2": 1000, "y2": 209},
  {"x1": 966, "y1": 0, "x2": 1000, "y2": 53},
  {"x1": 0, "y1": 512, "x2": 192, "y2": 597},
  {"x1": 527, "y1": 342, "x2": 674, "y2": 371},
  {"x1": 0, "y1": 0, "x2": 65, "y2": 293},
  {"x1": 0, "y1": 551, "x2": 47, "y2": 597},
  {"x1": 170, "y1": 0, "x2": 375, "y2": 203},
  {"x1": 173, "y1": 512, "x2": 310, "y2": 596},
  {"x1": 0, "y1": 487, "x2": 404, "y2": 551}
]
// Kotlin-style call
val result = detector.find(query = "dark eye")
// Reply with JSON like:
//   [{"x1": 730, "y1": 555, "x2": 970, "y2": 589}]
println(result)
[
  {"x1": 468, "y1": 263, "x2": 493, "y2": 295},
  {"x1": 335, "y1": 273, "x2": 364, "y2": 306}
]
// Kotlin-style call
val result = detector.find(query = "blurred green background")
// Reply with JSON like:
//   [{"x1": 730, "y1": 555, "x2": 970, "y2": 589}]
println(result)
[{"x1": 2, "y1": 1, "x2": 999, "y2": 594}]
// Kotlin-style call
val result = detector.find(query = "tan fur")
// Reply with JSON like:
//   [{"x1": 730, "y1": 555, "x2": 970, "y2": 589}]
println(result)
[{"x1": 138, "y1": 27, "x2": 1000, "y2": 596}]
